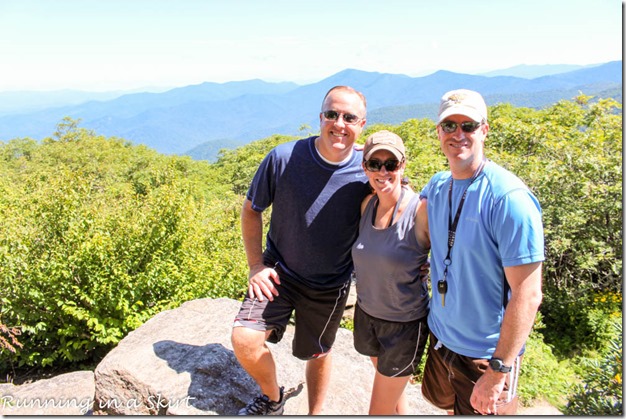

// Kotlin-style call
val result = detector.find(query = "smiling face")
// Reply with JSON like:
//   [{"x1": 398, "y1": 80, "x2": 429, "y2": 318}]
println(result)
[
  {"x1": 363, "y1": 149, "x2": 405, "y2": 196},
  {"x1": 317, "y1": 88, "x2": 366, "y2": 161},
  {"x1": 437, "y1": 114, "x2": 489, "y2": 179}
]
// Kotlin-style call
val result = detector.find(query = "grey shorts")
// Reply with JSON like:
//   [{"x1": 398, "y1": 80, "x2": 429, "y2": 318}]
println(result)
[
  {"x1": 233, "y1": 269, "x2": 350, "y2": 360},
  {"x1": 353, "y1": 304, "x2": 429, "y2": 377}
]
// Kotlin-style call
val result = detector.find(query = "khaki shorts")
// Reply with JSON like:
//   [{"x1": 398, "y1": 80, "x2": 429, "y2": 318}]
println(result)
[
  {"x1": 421, "y1": 332, "x2": 521, "y2": 415},
  {"x1": 353, "y1": 304, "x2": 428, "y2": 377},
  {"x1": 233, "y1": 267, "x2": 350, "y2": 360}
]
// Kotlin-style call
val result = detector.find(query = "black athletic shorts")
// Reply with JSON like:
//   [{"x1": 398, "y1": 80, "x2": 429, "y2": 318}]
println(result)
[
  {"x1": 233, "y1": 267, "x2": 351, "y2": 360},
  {"x1": 353, "y1": 304, "x2": 429, "y2": 377}
]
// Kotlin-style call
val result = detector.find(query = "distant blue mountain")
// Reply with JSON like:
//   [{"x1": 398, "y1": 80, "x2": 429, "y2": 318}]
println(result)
[
  {"x1": 0, "y1": 87, "x2": 172, "y2": 116},
  {"x1": 0, "y1": 61, "x2": 621, "y2": 159},
  {"x1": 477, "y1": 63, "x2": 601, "y2": 79},
  {"x1": 0, "y1": 90, "x2": 127, "y2": 116}
]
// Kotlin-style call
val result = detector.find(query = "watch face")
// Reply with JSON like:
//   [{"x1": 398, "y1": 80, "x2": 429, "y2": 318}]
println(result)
[
  {"x1": 489, "y1": 359, "x2": 503, "y2": 370},
  {"x1": 489, "y1": 358, "x2": 510, "y2": 372}
]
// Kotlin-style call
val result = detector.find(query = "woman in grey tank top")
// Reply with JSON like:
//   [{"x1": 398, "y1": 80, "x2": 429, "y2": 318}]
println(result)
[{"x1": 351, "y1": 130, "x2": 431, "y2": 415}]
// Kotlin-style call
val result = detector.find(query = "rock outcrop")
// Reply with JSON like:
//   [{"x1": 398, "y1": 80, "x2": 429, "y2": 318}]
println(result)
[
  {"x1": 93, "y1": 297, "x2": 445, "y2": 415},
  {"x1": 0, "y1": 371, "x2": 94, "y2": 415},
  {"x1": 2, "y1": 297, "x2": 446, "y2": 415}
]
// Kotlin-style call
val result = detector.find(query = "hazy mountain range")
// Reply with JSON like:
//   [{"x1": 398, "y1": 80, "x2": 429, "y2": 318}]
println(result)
[
  {"x1": 477, "y1": 63, "x2": 602, "y2": 78},
  {"x1": 0, "y1": 61, "x2": 621, "y2": 161}
]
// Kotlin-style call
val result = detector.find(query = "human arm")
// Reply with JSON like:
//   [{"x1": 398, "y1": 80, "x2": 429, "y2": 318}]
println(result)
[
  {"x1": 415, "y1": 196, "x2": 430, "y2": 250},
  {"x1": 414, "y1": 196, "x2": 431, "y2": 278},
  {"x1": 241, "y1": 198, "x2": 280, "y2": 301},
  {"x1": 470, "y1": 261, "x2": 543, "y2": 415}
]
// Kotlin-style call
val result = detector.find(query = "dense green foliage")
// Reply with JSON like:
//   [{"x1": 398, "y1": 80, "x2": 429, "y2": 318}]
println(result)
[
  {"x1": 0, "y1": 96, "x2": 622, "y2": 413},
  {"x1": 0, "y1": 118, "x2": 249, "y2": 369},
  {"x1": 565, "y1": 320, "x2": 623, "y2": 415},
  {"x1": 487, "y1": 97, "x2": 622, "y2": 358},
  {"x1": 517, "y1": 328, "x2": 575, "y2": 407}
]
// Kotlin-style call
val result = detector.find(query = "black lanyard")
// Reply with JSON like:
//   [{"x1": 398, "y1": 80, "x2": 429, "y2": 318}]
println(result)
[{"x1": 438, "y1": 159, "x2": 487, "y2": 306}]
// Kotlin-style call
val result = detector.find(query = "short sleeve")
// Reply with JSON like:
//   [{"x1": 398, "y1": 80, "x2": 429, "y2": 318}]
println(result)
[
  {"x1": 246, "y1": 150, "x2": 279, "y2": 212},
  {"x1": 491, "y1": 189, "x2": 545, "y2": 267}
]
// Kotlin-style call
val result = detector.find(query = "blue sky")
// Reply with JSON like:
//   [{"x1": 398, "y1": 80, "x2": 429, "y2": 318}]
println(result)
[{"x1": 0, "y1": 0, "x2": 622, "y2": 92}]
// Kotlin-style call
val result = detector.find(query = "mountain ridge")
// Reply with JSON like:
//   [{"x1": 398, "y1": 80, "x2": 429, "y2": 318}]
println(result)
[
  {"x1": 0, "y1": 63, "x2": 612, "y2": 114},
  {"x1": 0, "y1": 61, "x2": 621, "y2": 160},
  {"x1": 478, "y1": 63, "x2": 602, "y2": 78}
]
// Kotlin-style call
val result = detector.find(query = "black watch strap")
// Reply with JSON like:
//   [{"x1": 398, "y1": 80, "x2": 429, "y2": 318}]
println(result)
[{"x1": 488, "y1": 357, "x2": 512, "y2": 373}]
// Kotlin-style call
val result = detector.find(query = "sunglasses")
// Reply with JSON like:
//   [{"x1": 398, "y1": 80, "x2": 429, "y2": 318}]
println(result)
[
  {"x1": 364, "y1": 158, "x2": 403, "y2": 172},
  {"x1": 322, "y1": 110, "x2": 362, "y2": 125},
  {"x1": 440, "y1": 120, "x2": 482, "y2": 133}
]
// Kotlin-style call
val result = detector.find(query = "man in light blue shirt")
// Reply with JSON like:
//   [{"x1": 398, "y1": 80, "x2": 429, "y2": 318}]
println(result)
[{"x1": 420, "y1": 89, "x2": 544, "y2": 415}]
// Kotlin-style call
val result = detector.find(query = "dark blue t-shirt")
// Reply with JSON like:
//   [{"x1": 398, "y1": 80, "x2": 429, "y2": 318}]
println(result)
[{"x1": 247, "y1": 136, "x2": 371, "y2": 289}]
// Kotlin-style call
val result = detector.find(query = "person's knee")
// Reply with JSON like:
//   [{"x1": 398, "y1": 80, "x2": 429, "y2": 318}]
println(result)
[
  {"x1": 305, "y1": 350, "x2": 332, "y2": 370},
  {"x1": 309, "y1": 349, "x2": 331, "y2": 361},
  {"x1": 232, "y1": 326, "x2": 269, "y2": 356}
]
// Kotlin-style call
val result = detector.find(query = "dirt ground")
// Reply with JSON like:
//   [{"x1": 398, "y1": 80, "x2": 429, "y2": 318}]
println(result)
[{"x1": 518, "y1": 398, "x2": 564, "y2": 415}]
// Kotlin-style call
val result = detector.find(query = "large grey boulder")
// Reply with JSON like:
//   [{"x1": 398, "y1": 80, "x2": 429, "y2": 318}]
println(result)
[
  {"x1": 93, "y1": 297, "x2": 445, "y2": 415},
  {"x1": 0, "y1": 371, "x2": 94, "y2": 415}
]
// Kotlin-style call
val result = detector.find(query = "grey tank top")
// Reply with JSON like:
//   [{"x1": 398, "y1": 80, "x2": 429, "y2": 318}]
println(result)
[{"x1": 351, "y1": 189, "x2": 430, "y2": 322}]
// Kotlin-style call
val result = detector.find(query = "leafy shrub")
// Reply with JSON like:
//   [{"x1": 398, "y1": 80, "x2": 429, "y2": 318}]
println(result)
[
  {"x1": 517, "y1": 314, "x2": 576, "y2": 408},
  {"x1": 486, "y1": 96, "x2": 622, "y2": 359},
  {"x1": 565, "y1": 320, "x2": 623, "y2": 415},
  {"x1": 490, "y1": 96, "x2": 622, "y2": 295},
  {"x1": 0, "y1": 121, "x2": 247, "y2": 371},
  {"x1": 540, "y1": 288, "x2": 622, "y2": 357},
  {"x1": 213, "y1": 134, "x2": 296, "y2": 195},
  {"x1": 0, "y1": 320, "x2": 23, "y2": 355}
]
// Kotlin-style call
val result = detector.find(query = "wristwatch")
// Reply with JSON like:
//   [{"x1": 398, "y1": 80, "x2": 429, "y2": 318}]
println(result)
[{"x1": 488, "y1": 357, "x2": 512, "y2": 373}]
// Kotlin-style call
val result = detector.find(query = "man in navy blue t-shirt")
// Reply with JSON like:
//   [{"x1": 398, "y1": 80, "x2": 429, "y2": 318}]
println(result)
[{"x1": 232, "y1": 86, "x2": 371, "y2": 415}]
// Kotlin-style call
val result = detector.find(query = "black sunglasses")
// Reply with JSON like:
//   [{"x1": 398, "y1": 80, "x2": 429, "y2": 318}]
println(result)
[
  {"x1": 440, "y1": 120, "x2": 482, "y2": 133},
  {"x1": 364, "y1": 158, "x2": 403, "y2": 172},
  {"x1": 322, "y1": 110, "x2": 362, "y2": 125}
]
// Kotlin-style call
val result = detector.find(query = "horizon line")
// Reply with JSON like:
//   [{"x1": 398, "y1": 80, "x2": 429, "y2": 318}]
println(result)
[{"x1": 0, "y1": 60, "x2": 619, "y2": 94}]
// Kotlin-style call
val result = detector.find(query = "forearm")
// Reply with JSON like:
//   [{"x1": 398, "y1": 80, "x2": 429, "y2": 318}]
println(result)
[
  {"x1": 471, "y1": 262, "x2": 543, "y2": 414},
  {"x1": 493, "y1": 263, "x2": 543, "y2": 364},
  {"x1": 241, "y1": 199, "x2": 281, "y2": 300},
  {"x1": 492, "y1": 301, "x2": 541, "y2": 365}
]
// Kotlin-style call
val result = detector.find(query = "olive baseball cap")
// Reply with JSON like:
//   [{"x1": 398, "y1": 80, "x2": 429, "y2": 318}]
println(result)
[{"x1": 363, "y1": 130, "x2": 405, "y2": 161}]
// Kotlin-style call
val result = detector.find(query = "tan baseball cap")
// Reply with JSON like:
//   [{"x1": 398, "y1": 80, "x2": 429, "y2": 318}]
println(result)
[
  {"x1": 438, "y1": 89, "x2": 488, "y2": 123},
  {"x1": 363, "y1": 130, "x2": 405, "y2": 161}
]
